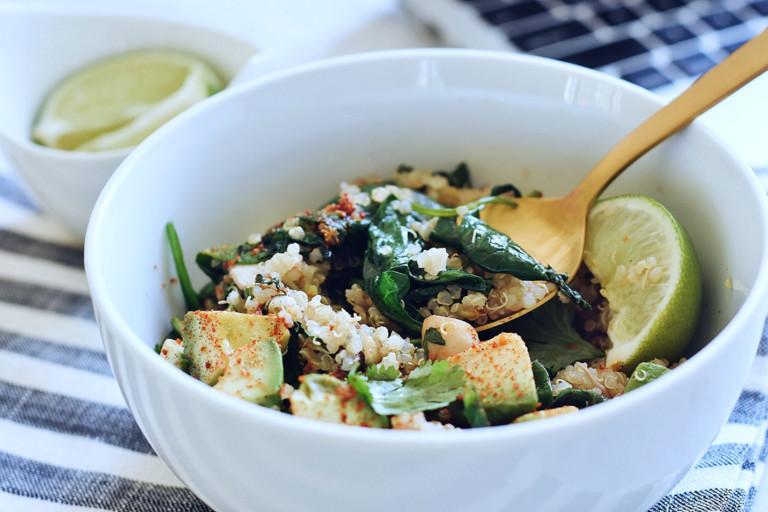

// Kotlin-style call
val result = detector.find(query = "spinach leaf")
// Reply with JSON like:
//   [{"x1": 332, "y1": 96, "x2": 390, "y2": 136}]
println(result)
[
  {"x1": 282, "y1": 334, "x2": 303, "y2": 388},
  {"x1": 397, "y1": 162, "x2": 472, "y2": 189},
  {"x1": 531, "y1": 360, "x2": 554, "y2": 409},
  {"x1": 362, "y1": 197, "x2": 426, "y2": 333},
  {"x1": 165, "y1": 222, "x2": 199, "y2": 311},
  {"x1": 510, "y1": 299, "x2": 604, "y2": 372},
  {"x1": 403, "y1": 266, "x2": 491, "y2": 309},
  {"x1": 429, "y1": 217, "x2": 463, "y2": 248},
  {"x1": 362, "y1": 195, "x2": 495, "y2": 333},
  {"x1": 195, "y1": 244, "x2": 237, "y2": 281},
  {"x1": 372, "y1": 270, "x2": 423, "y2": 333},
  {"x1": 196, "y1": 194, "x2": 372, "y2": 282},
  {"x1": 456, "y1": 214, "x2": 589, "y2": 308},
  {"x1": 437, "y1": 162, "x2": 471, "y2": 188},
  {"x1": 552, "y1": 388, "x2": 605, "y2": 409},
  {"x1": 406, "y1": 262, "x2": 490, "y2": 290},
  {"x1": 490, "y1": 183, "x2": 521, "y2": 197}
]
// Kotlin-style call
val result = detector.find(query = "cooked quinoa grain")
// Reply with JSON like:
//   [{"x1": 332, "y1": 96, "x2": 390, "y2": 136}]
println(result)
[{"x1": 161, "y1": 163, "x2": 685, "y2": 430}]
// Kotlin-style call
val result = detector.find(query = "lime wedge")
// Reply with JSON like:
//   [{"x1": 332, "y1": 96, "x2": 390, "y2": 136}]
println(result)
[
  {"x1": 584, "y1": 195, "x2": 702, "y2": 373},
  {"x1": 32, "y1": 49, "x2": 224, "y2": 151}
]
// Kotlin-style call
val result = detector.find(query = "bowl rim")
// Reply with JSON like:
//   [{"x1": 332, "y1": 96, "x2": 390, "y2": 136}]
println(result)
[{"x1": 85, "y1": 47, "x2": 768, "y2": 445}]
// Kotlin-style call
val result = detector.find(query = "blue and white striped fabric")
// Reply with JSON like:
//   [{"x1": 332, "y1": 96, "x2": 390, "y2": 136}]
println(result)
[{"x1": 1, "y1": 157, "x2": 767, "y2": 512}]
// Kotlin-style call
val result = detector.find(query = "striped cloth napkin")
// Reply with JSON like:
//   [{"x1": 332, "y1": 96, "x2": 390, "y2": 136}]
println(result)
[{"x1": 1, "y1": 158, "x2": 767, "y2": 512}]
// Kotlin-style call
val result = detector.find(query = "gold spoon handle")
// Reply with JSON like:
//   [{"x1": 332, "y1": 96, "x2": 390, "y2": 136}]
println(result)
[{"x1": 575, "y1": 27, "x2": 768, "y2": 206}]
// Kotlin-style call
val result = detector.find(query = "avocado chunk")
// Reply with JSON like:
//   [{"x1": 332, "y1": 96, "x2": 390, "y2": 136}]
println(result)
[
  {"x1": 182, "y1": 310, "x2": 290, "y2": 385},
  {"x1": 624, "y1": 361, "x2": 670, "y2": 393},
  {"x1": 290, "y1": 374, "x2": 389, "y2": 428},
  {"x1": 447, "y1": 332, "x2": 538, "y2": 424},
  {"x1": 512, "y1": 405, "x2": 579, "y2": 423},
  {"x1": 213, "y1": 337, "x2": 283, "y2": 406},
  {"x1": 159, "y1": 337, "x2": 187, "y2": 371}
]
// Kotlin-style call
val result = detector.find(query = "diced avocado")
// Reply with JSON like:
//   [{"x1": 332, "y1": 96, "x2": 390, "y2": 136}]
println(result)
[
  {"x1": 159, "y1": 337, "x2": 187, "y2": 372},
  {"x1": 512, "y1": 405, "x2": 579, "y2": 423},
  {"x1": 447, "y1": 332, "x2": 538, "y2": 424},
  {"x1": 213, "y1": 337, "x2": 283, "y2": 406},
  {"x1": 182, "y1": 310, "x2": 290, "y2": 385},
  {"x1": 625, "y1": 362, "x2": 670, "y2": 393},
  {"x1": 290, "y1": 374, "x2": 389, "y2": 428}
]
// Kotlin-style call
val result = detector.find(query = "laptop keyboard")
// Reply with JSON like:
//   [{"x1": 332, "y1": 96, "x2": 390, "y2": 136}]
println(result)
[{"x1": 453, "y1": 0, "x2": 768, "y2": 91}]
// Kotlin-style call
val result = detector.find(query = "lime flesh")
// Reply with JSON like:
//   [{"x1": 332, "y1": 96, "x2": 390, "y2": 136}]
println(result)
[{"x1": 32, "y1": 49, "x2": 224, "y2": 151}]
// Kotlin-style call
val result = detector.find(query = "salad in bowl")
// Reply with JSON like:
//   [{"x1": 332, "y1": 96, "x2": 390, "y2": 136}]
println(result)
[{"x1": 159, "y1": 163, "x2": 700, "y2": 429}]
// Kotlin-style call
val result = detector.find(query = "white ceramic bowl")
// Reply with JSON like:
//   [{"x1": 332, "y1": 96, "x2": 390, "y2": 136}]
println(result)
[
  {"x1": 85, "y1": 49, "x2": 768, "y2": 512},
  {"x1": 0, "y1": 6, "x2": 290, "y2": 241}
]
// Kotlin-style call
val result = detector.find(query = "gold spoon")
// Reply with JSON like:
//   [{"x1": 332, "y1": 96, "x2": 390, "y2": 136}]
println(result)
[{"x1": 477, "y1": 27, "x2": 768, "y2": 332}]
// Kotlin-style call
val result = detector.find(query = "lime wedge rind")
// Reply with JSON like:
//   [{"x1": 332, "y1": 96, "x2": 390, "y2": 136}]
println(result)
[{"x1": 584, "y1": 195, "x2": 702, "y2": 372}]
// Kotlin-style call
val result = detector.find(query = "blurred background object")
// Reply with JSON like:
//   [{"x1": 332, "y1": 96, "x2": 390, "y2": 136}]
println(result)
[{"x1": 402, "y1": 0, "x2": 768, "y2": 170}]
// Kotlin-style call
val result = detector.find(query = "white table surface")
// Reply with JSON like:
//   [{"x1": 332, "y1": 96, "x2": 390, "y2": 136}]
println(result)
[{"x1": 3, "y1": 0, "x2": 767, "y2": 509}]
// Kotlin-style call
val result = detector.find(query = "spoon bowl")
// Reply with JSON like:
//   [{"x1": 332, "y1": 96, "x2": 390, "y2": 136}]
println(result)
[{"x1": 478, "y1": 27, "x2": 768, "y2": 331}]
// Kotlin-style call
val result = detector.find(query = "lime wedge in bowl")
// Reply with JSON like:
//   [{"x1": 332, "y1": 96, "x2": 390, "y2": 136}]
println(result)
[
  {"x1": 584, "y1": 194, "x2": 702, "y2": 373},
  {"x1": 32, "y1": 49, "x2": 224, "y2": 152}
]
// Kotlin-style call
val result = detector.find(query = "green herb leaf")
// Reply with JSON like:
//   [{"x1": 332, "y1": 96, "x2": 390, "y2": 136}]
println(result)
[
  {"x1": 366, "y1": 365, "x2": 400, "y2": 381},
  {"x1": 347, "y1": 366, "x2": 374, "y2": 404},
  {"x1": 423, "y1": 327, "x2": 445, "y2": 346},
  {"x1": 348, "y1": 360, "x2": 466, "y2": 416},
  {"x1": 510, "y1": 300, "x2": 604, "y2": 372}
]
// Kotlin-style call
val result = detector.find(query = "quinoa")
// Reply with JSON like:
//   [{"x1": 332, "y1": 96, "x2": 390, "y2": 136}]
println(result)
[
  {"x1": 221, "y1": 244, "x2": 424, "y2": 374},
  {"x1": 162, "y1": 163, "x2": 680, "y2": 429},
  {"x1": 215, "y1": 173, "x2": 579, "y2": 377},
  {"x1": 554, "y1": 359, "x2": 628, "y2": 399}
]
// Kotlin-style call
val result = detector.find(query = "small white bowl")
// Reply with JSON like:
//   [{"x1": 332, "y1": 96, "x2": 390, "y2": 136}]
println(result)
[
  {"x1": 0, "y1": 6, "x2": 288, "y2": 241},
  {"x1": 86, "y1": 49, "x2": 768, "y2": 512}
]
